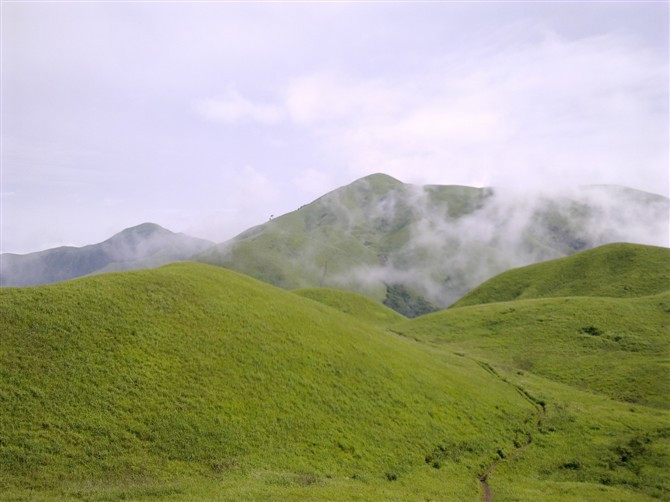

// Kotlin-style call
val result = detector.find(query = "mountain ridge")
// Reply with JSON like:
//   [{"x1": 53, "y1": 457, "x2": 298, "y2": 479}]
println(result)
[
  {"x1": 0, "y1": 222, "x2": 214, "y2": 287},
  {"x1": 197, "y1": 175, "x2": 669, "y2": 315},
  {"x1": 3, "y1": 174, "x2": 668, "y2": 312}
]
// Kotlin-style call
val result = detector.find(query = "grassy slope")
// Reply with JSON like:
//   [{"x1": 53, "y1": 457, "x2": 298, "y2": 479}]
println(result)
[
  {"x1": 453, "y1": 243, "x2": 670, "y2": 307},
  {"x1": 394, "y1": 243, "x2": 670, "y2": 500},
  {"x1": 394, "y1": 302, "x2": 669, "y2": 500},
  {"x1": 396, "y1": 293, "x2": 670, "y2": 408},
  {"x1": 1, "y1": 263, "x2": 535, "y2": 501},
  {"x1": 293, "y1": 288, "x2": 407, "y2": 327},
  {"x1": 478, "y1": 368, "x2": 669, "y2": 501}
]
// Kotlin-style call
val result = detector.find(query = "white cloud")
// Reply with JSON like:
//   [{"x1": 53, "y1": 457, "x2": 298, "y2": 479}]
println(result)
[
  {"x1": 284, "y1": 72, "x2": 400, "y2": 125},
  {"x1": 278, "y1": 32, "x2": 668, "y2": 194},
  {"x1": 195, "y1": 89, "x2": 284, "y2": 125}
]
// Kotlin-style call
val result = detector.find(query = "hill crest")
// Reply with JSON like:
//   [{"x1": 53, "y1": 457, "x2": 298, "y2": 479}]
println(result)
[{"x1": 452, "y1": 242, "x2": 670, "y2": 308}]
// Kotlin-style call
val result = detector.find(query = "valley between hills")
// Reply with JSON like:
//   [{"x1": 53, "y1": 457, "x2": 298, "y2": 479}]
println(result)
[{"x1": 1, "y1": 174, "x2": 669, "y2": 501}]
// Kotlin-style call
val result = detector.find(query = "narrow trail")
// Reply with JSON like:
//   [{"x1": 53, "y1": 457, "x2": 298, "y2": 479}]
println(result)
[{"x1": 473, "y1": 359, "x2": 546, "y2": 502}]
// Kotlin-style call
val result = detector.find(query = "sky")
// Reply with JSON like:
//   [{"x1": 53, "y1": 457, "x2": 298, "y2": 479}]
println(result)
[{"x1": 2, "y1": 1, "x2": 668, "y2": 254}]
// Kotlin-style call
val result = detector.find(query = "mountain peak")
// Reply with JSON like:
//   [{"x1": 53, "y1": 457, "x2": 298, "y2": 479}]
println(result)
[
  {"x1": 352, "y1": 172, "x2": 404, "y2": 188},
  {"x1": 116, "y1": 222, "x2": 172, "y2": 238}
]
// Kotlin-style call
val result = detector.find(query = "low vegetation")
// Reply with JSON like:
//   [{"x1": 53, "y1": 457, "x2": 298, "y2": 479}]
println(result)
[
  {"x1": 454, "y1": 242, "x2": 670, "y2": 307},
  {"x1": 292, "y1": 287, "x2": 407, "y2": 326},
  {"x1": 2, "y1": 243, "x2": 668, "y2": 500},
  {"x1": 1, "y1": 263, "x2": 534, "y2": 500}
]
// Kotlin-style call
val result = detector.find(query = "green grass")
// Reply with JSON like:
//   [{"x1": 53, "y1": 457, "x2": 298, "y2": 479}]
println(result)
[
  {"x1": 475, "y1": 368, "x2": 669, "y2": 501},
  {"x1": 292, "y1": 287, "x2": 407, "y2": 327},
  {"x1": 1, "y1": 262, "x2": 535, "y2": 500},
  {"x1": 391, "y1": 243, "x2": 670, "y2": 500},
  {"x1": 2, "y1": 242, "x2": 669, "y2": 500},
  {"x1": 454, "y1": 243, "x2": 670, "y2": 307},
  {"x1": 394, "y1": 296, "x2": 670, "y2": 500},
  {"x1": 395, "y1": 293, "x2": 670, "y2": 409}
]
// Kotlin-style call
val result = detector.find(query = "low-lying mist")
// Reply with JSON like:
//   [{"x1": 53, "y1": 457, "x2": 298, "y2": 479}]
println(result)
[{"x1": 339, "y1": 182, "x2": 668, "y2": 306}]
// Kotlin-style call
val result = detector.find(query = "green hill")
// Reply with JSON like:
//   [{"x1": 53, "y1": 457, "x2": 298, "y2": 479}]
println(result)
[
  {"x1": 1, "y1": 263, "x2": 536, "y2": 501},
  {"x1": 396, "y1": 293, "x2": 670, "y2": 409},
  {"x1": 293, "y1": 288, "x2": 407, "y2": 327},
  {"x1": 197, "y1": 174, "x2": 669, "y2": 315},
  {"x1": 453, "y1": 243, "x2": 670, "y2": 308},
  {"x1": 393, "y1": 292, "x2": 670, "y2": 500},
  {"x1": 391, "y1": 243, "x2": 670, "y2": 500},
  {"x1": 0, "y1": 223, "x2": 214, "y2": 287},
  {"x1": 2, "y1": 244, "x2": 669, "y2": 500}
]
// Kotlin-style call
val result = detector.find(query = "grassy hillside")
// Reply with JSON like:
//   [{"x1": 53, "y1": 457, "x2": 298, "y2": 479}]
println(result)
[
  {"x1": 454, "y1": 243, "x2": 670, "y2": 307},
  {"x1": 0, "y1": 223, "x2": 213, "y2": 287},
  {"x1": 391, "y1": 243, "x2": 670, "y2": 500},
  {"x1": 1, "y1": 263, "x2": 537, "y2": 501},
  {"x1": 395, "y1": 293, "x2": 670, "y2": 409},
  {"x1": 197, "y1": 174, "x2": 669, "y2": 314},
  {"x1": 3, "y1": 243, "x2": 668, "y2": 500},
  {"x1": 293, "y1": 287, "x2": 406, "y2": 327}
]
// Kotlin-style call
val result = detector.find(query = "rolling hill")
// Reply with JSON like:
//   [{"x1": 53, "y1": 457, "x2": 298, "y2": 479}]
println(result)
[
  {"x1": 453, "y1": 243, "x2": 670, "y2": 308},
  {"x1": 0, "y1": 223, "x2": 213, "y2": 287},
  {"x1": 1, "y1": 262, "x2": 538, "y2": 500},
  {"x1": 392, "y1": 243, "x2": 670, "y2": 499},
  {"x1": 293, "y1": 287, "x2": 407, "y2": 327},
  {"x1": 396, "y1": 243, "x2": 670, "y2": 407},
  {"x1": 2, "y1": 243, "x2": 669, "y2": 500},
  {"x1": 197, "y1": 174, "x2": 669, "y2": 316}
]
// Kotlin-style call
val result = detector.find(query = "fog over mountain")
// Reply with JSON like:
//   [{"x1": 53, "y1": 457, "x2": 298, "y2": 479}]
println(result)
[{"x1": 198, "y1": 174, "x2": 669, "y2": 315}]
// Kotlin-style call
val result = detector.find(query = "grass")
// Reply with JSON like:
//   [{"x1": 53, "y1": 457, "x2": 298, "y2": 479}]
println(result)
[
  {"x1": 1, "y1": 262, "x2": 535, "y2": 500},
  {"x1": 453, "y1": 243, "x2": 670, "y2": 307},
  {"x1": 395, "y1": 293, "x2": 670, "y2": 408},
  {"x1": 292, "y1": 287, "x2": 407, "y2": 327},
  {"x1": 2, "y1": 242, "x2": 668, "y2": 500},
  {"x1": 391, "y1": 243, "x2": 670, "y2": 500}
]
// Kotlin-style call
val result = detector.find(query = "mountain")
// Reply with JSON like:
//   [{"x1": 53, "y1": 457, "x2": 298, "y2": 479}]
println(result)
[
  {"x1": 1, "y1": 262, "x2": 536, "y2": 500},
  {"x1": 197, "y1": 173, "x2": 669, "y2": 316},
  {"x1": 0, "y1": 223, "x2": 214, "y2": 287}
]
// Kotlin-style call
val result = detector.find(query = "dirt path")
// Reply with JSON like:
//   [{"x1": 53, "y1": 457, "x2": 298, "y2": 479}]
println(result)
[
  {"x1": 479, "y1": 467, "x2": 494, "y2": 502},
  {"x1": 473, "y1": 360, "x2": 546, "y2": 502}
]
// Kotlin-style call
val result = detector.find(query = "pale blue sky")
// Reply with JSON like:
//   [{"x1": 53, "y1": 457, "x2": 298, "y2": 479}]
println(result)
[{"x1": 2, "y1": 1, "x2": 668, "y2": 253}]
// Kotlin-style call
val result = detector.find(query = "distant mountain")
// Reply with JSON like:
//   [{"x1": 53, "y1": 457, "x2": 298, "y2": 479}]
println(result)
[
  {"x1": 0, "y1": 223, "x2": 214, "y2": 286},
  {"x1": 197, "y1": 173, "x2": 669, "y2": 316}
]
